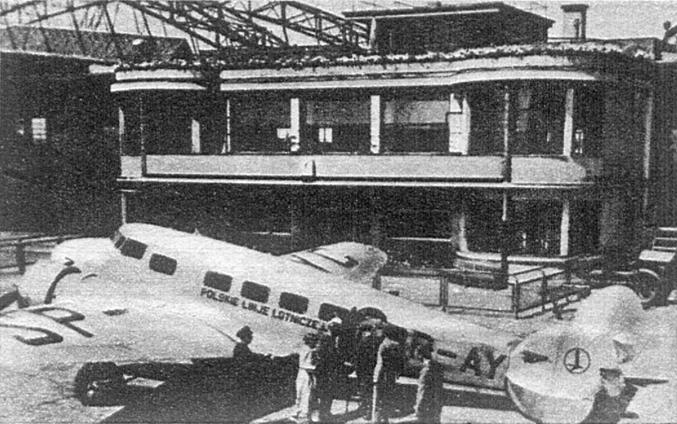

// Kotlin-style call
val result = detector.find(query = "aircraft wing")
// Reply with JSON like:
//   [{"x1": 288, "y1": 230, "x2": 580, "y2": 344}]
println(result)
[
  {"x1": 0, "y1": 295, "x2": 239, "y2": 423},
  {"x1": 282, "y1": 241, "x2": 387, "y2": 285}
]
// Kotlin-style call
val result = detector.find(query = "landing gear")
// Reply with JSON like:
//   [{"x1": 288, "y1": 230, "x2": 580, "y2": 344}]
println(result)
[{"x1": 74, "y1": 362, "x2": 126, "y2": 406}]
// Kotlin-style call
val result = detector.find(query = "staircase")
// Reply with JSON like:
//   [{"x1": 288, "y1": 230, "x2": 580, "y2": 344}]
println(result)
[{"x1": 651, "y1": 227, "x2": 677, "y2": 252}]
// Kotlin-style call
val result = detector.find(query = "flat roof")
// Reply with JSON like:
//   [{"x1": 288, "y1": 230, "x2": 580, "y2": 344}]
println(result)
[{"x1": 343, "y1": 1, "x2": 553, "y2": 26}]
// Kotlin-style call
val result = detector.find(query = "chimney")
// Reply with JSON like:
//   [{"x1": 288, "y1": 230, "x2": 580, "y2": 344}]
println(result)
[{"x1": 561, "y1": 4, "x2": 589, "y2": 40}]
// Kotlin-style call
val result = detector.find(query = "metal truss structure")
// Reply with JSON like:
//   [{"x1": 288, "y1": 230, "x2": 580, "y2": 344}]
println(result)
[
  {"x1": 0, "y1": 0, "x2": 369, "y2": 60},
  {"x1": 251, "y1": 1, "x2": 369, "y2": 48}
]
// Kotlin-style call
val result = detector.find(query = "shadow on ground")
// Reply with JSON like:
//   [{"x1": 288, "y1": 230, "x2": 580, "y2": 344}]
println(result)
[{"x1": 99, "y1": 357, "x2": 517, "y2": 424}]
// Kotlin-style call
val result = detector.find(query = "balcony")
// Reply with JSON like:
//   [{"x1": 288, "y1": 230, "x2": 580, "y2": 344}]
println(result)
[{"x1": 119, "y1": 153, "x2": 601, "y2": 187}]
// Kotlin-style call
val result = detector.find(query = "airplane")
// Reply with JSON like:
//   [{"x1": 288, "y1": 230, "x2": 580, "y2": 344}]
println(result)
[{"x1": 0, "y1": 223, "x2": 674, "y2": 424}]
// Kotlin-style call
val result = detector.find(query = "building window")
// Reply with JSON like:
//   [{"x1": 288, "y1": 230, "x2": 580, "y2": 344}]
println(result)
[
  {"x1": 466, "y1": 197, "x2": 562, "y2": 256},
  {"x1": 318, "y1": 303, "x2": 349, "y2": 322},
  {"x1": 120, "y1": 238, "x2": 147, "y2": 259},
  {"x1": 572, "y1": 85, "x2": 604, "y2": 156},
  {"x1": 145, "y1": 92, "x2": 196, "y2": 155},
  {"x1": 468, "y1": 84, "x2": 504, "y2": 155},
  {"x1": 304, "y1": 94, "x2": 370, "y2": 153},
  {"x1": 381, "y1": 189, "x2": 455, "y2": 268},
  {"x1": 382, "y1": 91, "x2": 448, "y2": 153},
  {"x1": 231, "y1": 95, "x2": 290, "y2": 153},
  {"x1": 149, "y1": 253, "x2": 177, "y2": 275},
  {"x1": 241, "y1": 281, "x2": 270, "y2": 303},
  {"x1": 203, "y1": 271, "x2": 232, "y2": 292},
  {"x1": 318, "y1": 127, "x2": 333, "y2": 144},
  {"x1": 279, "y1": 292, "x2": 309, "y2": 314},
  {"x1": 513, "y1": 84, "x2": 566, "y2": 155},
  {"x1": 31, "y1": 117, "x2": 47, "y2": 144},
  {"x1": 569, "y1": 201, "x2": 601, "y2": 254}
]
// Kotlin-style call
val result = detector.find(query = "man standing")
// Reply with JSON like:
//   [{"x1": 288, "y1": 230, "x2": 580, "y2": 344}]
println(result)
[
  {"x1": 315, "y1": 317, "x2": 343, "y2": 422},
  {"x1": 414, "y1": 342, "x2": 444, "y2": 424},
  {"x1": 372, "y1": 325, "x2": 406, "y2": 424},
  {"x1": 294, "y1": 332, "x2": 319, "y2": 424},
  {"x1": 355, "y1": 323, "x2": 382, "y2": 419}
]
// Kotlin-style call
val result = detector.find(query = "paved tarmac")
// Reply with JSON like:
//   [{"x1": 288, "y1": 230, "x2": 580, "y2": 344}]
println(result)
[{"x1": 1, "y1": 259, "x2": 675, "y2": 424}]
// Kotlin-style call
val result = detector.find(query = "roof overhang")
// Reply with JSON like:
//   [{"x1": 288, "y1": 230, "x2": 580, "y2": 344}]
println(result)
[
  {"x1": 111, "y1": 81, "x2": 206, "y2": 92},
  {"x1": 220, "y1": 68, "x2": 608, "y2": 92}
]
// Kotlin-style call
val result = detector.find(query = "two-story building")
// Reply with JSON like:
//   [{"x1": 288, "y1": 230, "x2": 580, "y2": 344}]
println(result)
[{"x1": 112, "y1": 2, "x2": 677, "y2": 272}]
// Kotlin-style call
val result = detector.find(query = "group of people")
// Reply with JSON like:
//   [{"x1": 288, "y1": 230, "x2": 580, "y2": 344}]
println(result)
[{"x1": 290, "y1": 314, "x2": 444, "y2": 424}]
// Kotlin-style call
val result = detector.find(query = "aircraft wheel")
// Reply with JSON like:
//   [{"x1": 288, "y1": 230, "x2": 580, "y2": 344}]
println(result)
[
  {"x1": 632, "y1": 268, "x2": 667, "y2": 308},
  {"x1": 74, "y1": 362, "x2": 125, "y2": 406}
]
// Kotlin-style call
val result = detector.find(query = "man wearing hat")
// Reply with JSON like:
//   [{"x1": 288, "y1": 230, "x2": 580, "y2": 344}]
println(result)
[{"x1": 234, "y1": 325, "x2": 257, "y2": 363}]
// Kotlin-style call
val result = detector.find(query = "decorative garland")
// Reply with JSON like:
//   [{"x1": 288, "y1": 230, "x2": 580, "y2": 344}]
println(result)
[{"x1": 117, "y1": 40, "x2": 656, "y2": 73}]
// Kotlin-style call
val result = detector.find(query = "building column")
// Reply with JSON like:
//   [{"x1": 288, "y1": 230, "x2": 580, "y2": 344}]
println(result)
[
  {"x1": 223, "y1": 98, "x2": 231, "y2": 153},
  {"x1": 191, "y1": 118, "x2": 201, "y2": 154},
  {"x1": 560, "y1": 198, "x2": 571, "y2": 256},
  {"x1": 139, "y1": 93, "x2": 147, "y2": 176},
  {"x1": 562, "y1": 87, "x2": 575, "y2": 156},
  {"x1": 290, "y1": 191, "x2": 303, "y2": 249},
  {"x1": 290, "y1": 98, "x2": 301, "y2": 153},
  {"x1": 369, "y1": 187, "x2": 383, "y2": 247},
  {"x1": 457, "y1": 206, "x2": 468, "y2": 252},
  {"x1": 642, "y1": 89, "x2": 654, "y2": 219},
  {"x1": 448, "y1": 93, "x2": 470, "y2": 154},
  {"x1": 120, "y1": 189, "x2": 137, "y2": 224},
  {"x1": 118, "y1": 105, "x2": 125, "y2": 156},
  {"x1": 370, "y1": 94, "x2": 381, "y2": 154},
  {"x1": 500, "y1": 86, "x2": 514, "y2": 283}
]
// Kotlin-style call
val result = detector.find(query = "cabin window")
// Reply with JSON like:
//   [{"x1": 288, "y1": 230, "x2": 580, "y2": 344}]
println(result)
[
  {"x1": 279, "y1": 292, "x2": 309, "y2": 314},
  {"x1": 318, "y1": 303, "x2": 349, "y2": 322},
  {"x1": 304, "y1": 94, "x2": 370, "y2": 153},
  {"x1": 149, "y1": 253, "x2": 177, "y2": 275},
  {"x1": 382, "y1": 91, "x2": 448, "y2": 153},
  {"x1": 120, "y1": 238, "x2": 147, "y2": 259},
  {"x1": 241, "y1": 281, "x2": 270, "y2": 303},
  {"x1": 203, "y1": 271, "x2": 232, "y2": 292}
]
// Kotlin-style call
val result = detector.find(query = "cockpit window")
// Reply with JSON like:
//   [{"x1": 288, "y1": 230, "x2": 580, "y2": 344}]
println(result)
[
  {"x1": 149, "y1": 253, "x2": 177, "y2": 275},
  {"x1": 318, "y1": 303, "x2": 349, "y2": 322},
  {"x1": 114, "y1": 234, "x2": 126, "y2": 249},
  {"x1": 241, "y1": 281, "x2": 270, "y2": 303},
  {"x1": 279, "y1": 292, "x2": 309, "y2": 314},
  {"x1": 120, "y1": 238, "x2": 147, "y2": 259}
]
